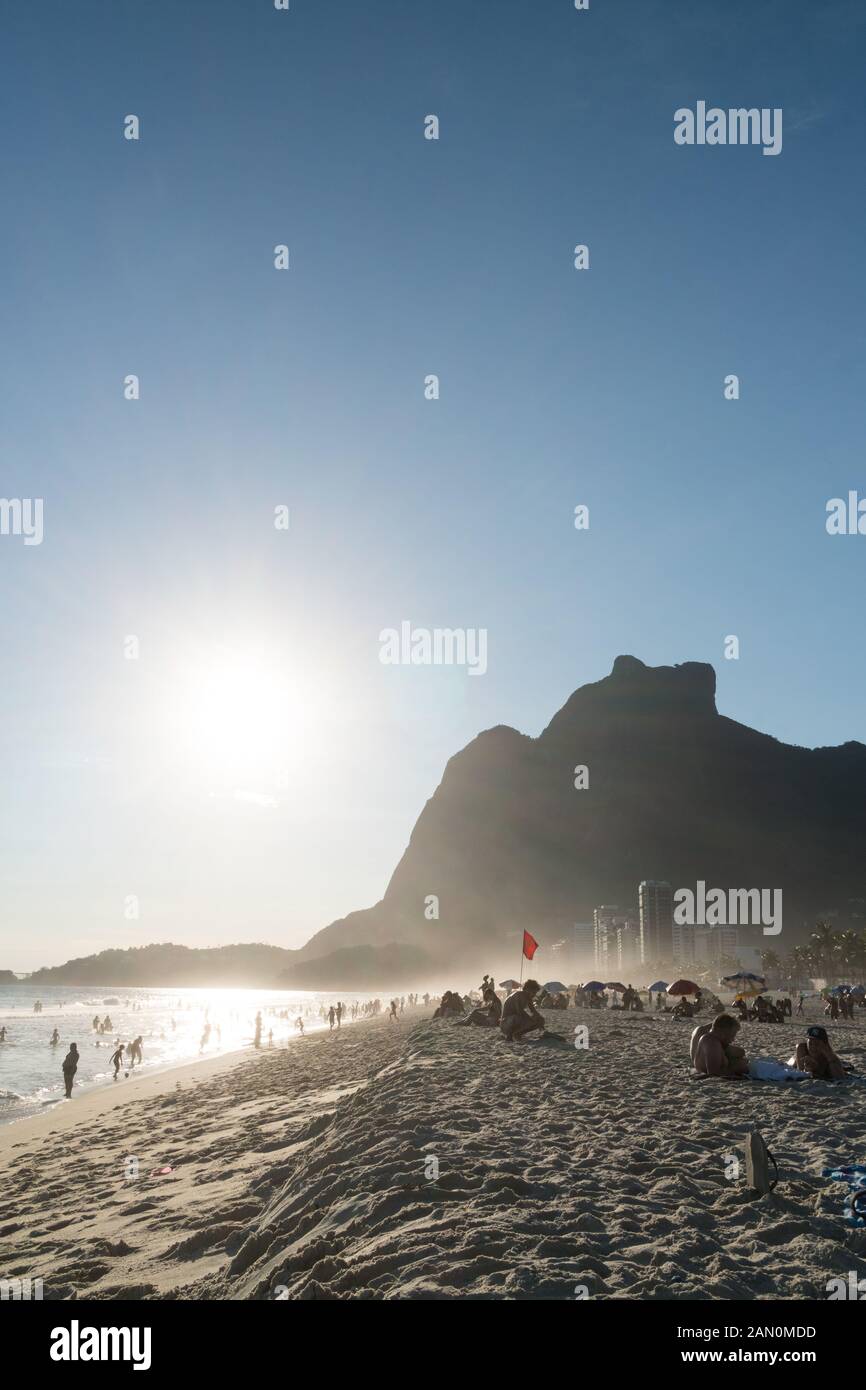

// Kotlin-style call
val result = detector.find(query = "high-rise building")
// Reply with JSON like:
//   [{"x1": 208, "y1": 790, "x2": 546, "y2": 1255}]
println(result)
[
  {"x1": 694, "y1": 925, "x2": 739, "y2": 967},
  {"x1": 594, "y1": 906, "x2": 639, "y2": 974},
  {"x1": 616, "y1": 919, "x2": 641, "y2": 973},
  {"x1": 593, "y1": 906, "x2": 618, "y2": 975},
  {"x1": 639, "y1": 880, "x2": 673, "y2": 964}
]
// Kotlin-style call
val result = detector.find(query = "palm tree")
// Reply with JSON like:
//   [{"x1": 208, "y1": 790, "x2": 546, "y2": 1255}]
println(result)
[
  {"x1": 836, "y1": 930, "x2": 866, "y2": 980},
  {"x1": 787, "y1": 944, "x2": 811, "y2": 987},
  {"x1": 760, "y1": 949, "x2": 781, "y2": 983},
  {"x1": 809, "y1": 921, "x2": 838, "y2": 982}
]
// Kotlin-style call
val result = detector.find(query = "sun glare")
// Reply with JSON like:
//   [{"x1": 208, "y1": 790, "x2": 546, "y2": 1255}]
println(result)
[{"x1": 169, "y1": 649, "x2": 317, "y2": 785}]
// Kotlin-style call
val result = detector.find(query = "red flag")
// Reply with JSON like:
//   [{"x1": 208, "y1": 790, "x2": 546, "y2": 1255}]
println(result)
[{"x1": 522, "y1": 930, "x2": 539, "y2": 960}]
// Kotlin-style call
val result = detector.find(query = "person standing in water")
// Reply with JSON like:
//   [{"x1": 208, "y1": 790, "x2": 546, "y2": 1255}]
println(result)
[
  {"x1": 253, "y1": 1011, "x2": 262, "y2": 1049},
  {"x1": 62, "y1": 1043, "x2": 79, "y2": 1098},
  {"x1": 328, "y1": 1006, "x2": 336, "y2": 1031},
  {"x1": 50, "y1": 1028, "x2": 60, "y2": 1045},
  {"x1": 109, "y1": 1043, "x2": 125, "y2": 1079}
]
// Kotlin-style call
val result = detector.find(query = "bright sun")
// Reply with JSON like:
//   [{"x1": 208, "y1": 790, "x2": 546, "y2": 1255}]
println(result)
[{"x1": 169, "y1": 649, "x2": 317, "y2": 785}]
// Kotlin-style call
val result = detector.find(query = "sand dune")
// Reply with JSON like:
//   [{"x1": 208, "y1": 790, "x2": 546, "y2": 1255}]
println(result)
[{"x1": 1, "y1": 1006, "x2": 865, "y2": 1300}]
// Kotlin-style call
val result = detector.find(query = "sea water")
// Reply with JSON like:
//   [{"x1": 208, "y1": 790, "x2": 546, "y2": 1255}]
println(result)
[{"x1": 0, "y1": 983, "x2": 383, "y2": 1124}]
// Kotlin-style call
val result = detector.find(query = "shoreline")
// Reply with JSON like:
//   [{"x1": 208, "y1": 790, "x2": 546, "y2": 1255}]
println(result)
[
  {"x1": 0, "y1": 1044, "x2": 258, "y2": 1154},
  {"x1": 0, "y1": 1006, "x2": 386, "y2": 1145}
]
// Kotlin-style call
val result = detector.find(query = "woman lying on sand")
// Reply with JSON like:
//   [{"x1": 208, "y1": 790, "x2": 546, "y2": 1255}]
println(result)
[
  {"x1": 789, "y1": 1026, "x2": 846, "y2": 1080},
  {"x1": 690, "y1": 1015, "x2": 749, "y2": 1078}
]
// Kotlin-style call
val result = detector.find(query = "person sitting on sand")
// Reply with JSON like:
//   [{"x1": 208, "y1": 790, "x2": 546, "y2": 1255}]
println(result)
[
  {"x1": 671, "y1": 997, "x2": 695, "y2": 1020},
  {"x1": 458, "y1": 985, "x2": 503, "y2": 1028},
  {"x1": 691, "y1": 1014, "x2": 749, "y2": 1078},
  {"x1": 500, "y1": 980, "x2": 545, "y2": 1042},
  {"x1": 791, "y1": 1026, "x2": 846, "y2": 1081}
]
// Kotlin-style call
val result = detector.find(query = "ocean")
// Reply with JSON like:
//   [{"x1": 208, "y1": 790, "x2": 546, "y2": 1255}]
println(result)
[{"x1": 0, "y1": 982, "x2": 386, "y2": 1124}]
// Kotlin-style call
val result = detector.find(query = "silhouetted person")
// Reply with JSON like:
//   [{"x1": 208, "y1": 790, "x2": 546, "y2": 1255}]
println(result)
[
  {"x1": 62, "y1": 1043, "x2": 79, "y2": 1098},
  {"x1": 110, "y1": 1043, "x2": 125, "y2": 1079},
  {"x1": 500, "y1": 981, "x2": 545, "y2": 1041}
]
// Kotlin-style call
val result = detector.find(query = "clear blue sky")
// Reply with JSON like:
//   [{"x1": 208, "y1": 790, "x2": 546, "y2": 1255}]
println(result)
[{"x1": 2, "y1": 0, "x2": 864, "y2": 969}]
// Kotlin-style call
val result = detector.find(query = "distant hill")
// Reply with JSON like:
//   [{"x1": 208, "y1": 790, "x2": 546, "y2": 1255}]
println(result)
[
  {"x1": 27, "y1": 943, "x2": 297, "y2": 989},
  {"x1": 293, "y1": 655, "x2": 866, "y2": 977}
]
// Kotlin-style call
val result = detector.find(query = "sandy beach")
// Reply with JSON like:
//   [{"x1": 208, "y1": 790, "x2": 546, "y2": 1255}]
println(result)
[{"x1": 2, "y1": 1004, "x2": 865, "y2": 1301}]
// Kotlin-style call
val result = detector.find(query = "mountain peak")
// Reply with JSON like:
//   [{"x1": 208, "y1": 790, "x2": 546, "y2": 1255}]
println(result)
[{"x1": 542, "y1": 655, "x2": 717, "y2": 740}]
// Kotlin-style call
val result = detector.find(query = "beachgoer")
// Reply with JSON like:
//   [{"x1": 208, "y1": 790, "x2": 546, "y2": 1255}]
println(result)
[
  {"x1": 62, "y1": 1043, "x2": 79, "y2": 1097},
  {"x1": 328, "y1": 1006, "x2": 336, "y2": 1030},
  {"x1": 792, "y1": 1026, "x2": 845, "y2": 1080},
  {"x1": 109, "y1": 1043, "x2": 125, "y2": 1079},
  {"x1": 500, "y1": 980, "x2": 545, "y2": 1042},
  {"x1": 389, "y1": 999, "x2": 398, "y2": 1021},
  {"x1": 50, "y1": 1028, "x2": 60, "y2": 1045},
  {"x1": 691, "y1": 1015, "x2": 748, "y2": 1078},
  {"x1": 458, "y1": 986, "x2": 502, "y2": 1028}
]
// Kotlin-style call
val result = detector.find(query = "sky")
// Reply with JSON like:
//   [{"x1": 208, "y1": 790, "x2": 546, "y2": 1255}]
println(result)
[{"x1": 1, "y1": 0, "x2": 864, "y2": 971}]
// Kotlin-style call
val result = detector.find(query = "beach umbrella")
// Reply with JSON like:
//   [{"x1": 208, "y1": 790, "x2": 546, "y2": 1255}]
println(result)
[
  {"x1": 604, "y1": 982, "x2": 627, "y2": 992},
  {"x1": 722, "y1": 972, "x2": 765, "y2": 986},
  {"x1": 849, "y1": 985, "x2": 865, "y2": 996},
  {"x1": 498, "y1": 979, "x2": 520, "y2": 990},
  {"x1": 583, "y1": 980, "x2": 605, "y2": 992},
  {"x1": 648, "y1": 980, "x2": 669, "y2": 992},
  {"x1": 667, "y1": 979, "x2": 700, "y2": 996},
  {"x1": 543, "y1": 981, "x2": 568, "y2": 994}
]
